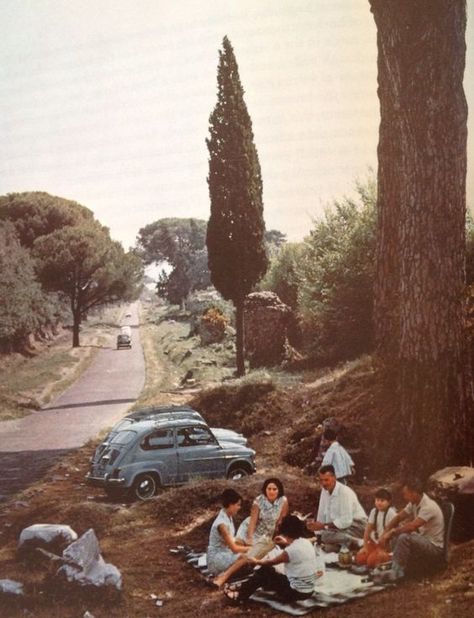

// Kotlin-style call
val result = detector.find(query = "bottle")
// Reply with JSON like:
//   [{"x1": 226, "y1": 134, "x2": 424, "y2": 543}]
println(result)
[{"x1": 338, "y1": 544, "x2": 351, "y2": 568}]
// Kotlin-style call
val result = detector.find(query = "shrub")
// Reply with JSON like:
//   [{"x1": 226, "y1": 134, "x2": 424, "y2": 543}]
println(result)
[{"x1": 298, "y1": 176, "x2": 376, "y2": 363}]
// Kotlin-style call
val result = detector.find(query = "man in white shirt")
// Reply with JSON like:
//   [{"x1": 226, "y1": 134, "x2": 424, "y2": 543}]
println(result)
[
  {"x1": 376, "y1": 478, "x2": 445, "y2": 581},
  {"x1": 321, "y1": 429, "x2": 355, "y2": 483},
  {"x1": 306, "y1": 465, "x2": 367, "y2": 549}
]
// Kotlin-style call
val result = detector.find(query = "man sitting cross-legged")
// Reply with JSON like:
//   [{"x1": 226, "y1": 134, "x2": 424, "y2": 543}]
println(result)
[
  {"x1": 306, "y1": 464, "x2": 367, "y2": 550},
  {"x1": 375, "y1": 478, "x2": 445, "y2": 582}
]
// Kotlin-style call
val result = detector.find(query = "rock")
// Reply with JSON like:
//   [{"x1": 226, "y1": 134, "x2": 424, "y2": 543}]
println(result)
[
  {"x1": 428, "y1": 466, "x2": 474, "y2": 541},
  {"x1": 0, "y1": 579, "x2": 25, "y2": 598},
  {"x1": 18, "y1": 524, "x2": 78, "y2": 557},
  {"x1": 56, "y1": 529, "x2": 122, "y2": 591},
  {"x1": 180, "y1": 369, "x2": 194, "y2": 385},
  {"x1": 244, "y1": 292, "x2": 291, "y2": 368},
  {"x1": 429, "y1": 466, "x2": 474, "y2": 494}
]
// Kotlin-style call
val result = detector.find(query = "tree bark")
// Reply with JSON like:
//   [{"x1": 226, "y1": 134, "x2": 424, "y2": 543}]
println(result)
[
  {"x1": 235, "y1": 298, "x2": 245, "y2": 377},
  {"x1": 369, "y1": 0, "x2": 474, "y2": 476},
  {"x1": 72, "y1": 312, "x2": 81, "y2": 348}
]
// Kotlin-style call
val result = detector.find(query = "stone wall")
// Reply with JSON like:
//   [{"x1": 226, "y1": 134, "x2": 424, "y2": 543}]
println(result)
[{"x1": 244, "y1": 292, "x2": 291, "y2": 368}]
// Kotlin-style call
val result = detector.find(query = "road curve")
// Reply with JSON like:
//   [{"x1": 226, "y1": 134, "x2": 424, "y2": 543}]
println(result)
[{"x1": 0, "y1": 302, "x2": 145, "y2": 500}]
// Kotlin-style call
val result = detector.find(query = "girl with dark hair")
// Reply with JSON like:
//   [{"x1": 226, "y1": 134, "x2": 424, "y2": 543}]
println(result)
[
  {"x1": 355, "y1": 487, "x2": 397, "y2": 567},
  {"x1": 212, "y1": 478, "x2": 289, "y2": 588},
  {"x1": 207, "y1": 489, "x2": 250, "y2": 578},
  {"x1": 224, "y1": 514, "x2": 318, "y2": 604}
]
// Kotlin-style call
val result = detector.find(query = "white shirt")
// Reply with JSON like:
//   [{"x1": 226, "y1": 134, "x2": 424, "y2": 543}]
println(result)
[
  {"x1": 284, "y1": 537, "x2": 317, "y2": 593},
  {"x1": 317, "y1": 481, "x2": 367, "y2": 530},
  {"x1": 368, "y1": 506, "x2": 397, "y2": 541},
  {"x1": 321, "y1": 442, "x2": 354, "y2": 479}
]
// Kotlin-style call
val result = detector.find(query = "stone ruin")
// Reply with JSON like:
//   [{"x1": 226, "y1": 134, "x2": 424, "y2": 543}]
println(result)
[
  {"x1": 428, "y1": 466, "x2": 474, "y2": 542},
  {"x1": 2, "y1": 523, "x2": 122, "y2": 609},
  {"x1": 244, "y1": 291, "x2": 291, "y2": 368}
]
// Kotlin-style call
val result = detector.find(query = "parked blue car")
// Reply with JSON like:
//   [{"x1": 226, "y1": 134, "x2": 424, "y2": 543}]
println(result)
[
  {"x1": 86, "y1": 415, "x2": 256, "y2": 500},
  {"x1": 90, "y1": 405, "x2": 247, "y2": 466}
]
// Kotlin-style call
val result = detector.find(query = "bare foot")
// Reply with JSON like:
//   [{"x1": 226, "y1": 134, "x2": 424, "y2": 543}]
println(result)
[{"x1": 212, "y1": 575, "x2": 225, "y2": 588}]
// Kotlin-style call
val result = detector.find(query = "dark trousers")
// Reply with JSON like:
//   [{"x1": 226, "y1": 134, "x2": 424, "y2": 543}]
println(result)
[{"x1": 239, "y1": 565, "x2": 313, "y2": 603}]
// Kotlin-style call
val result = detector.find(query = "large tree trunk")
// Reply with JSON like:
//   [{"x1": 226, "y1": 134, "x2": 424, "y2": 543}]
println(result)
[
  {"x1": 235, "y1": 298, "x2": 245, "y2": 377},
  {"x1": 72, "y1": 312, "x2": 81, "y2": 348},
  {"x1": 370, "y1": 0, "x2": 473, "y2": 476}
]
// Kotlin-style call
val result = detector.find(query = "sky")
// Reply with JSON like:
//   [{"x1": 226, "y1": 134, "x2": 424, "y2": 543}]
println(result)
[{"x1": 1, "y1": 0, "x2": 473, "y2": 251}]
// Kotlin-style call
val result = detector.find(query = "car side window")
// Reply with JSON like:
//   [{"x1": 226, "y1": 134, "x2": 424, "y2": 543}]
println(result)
[
  {"x1": 141, "y1": 429, "x2": 174, "y2": 450},
  {"x1": 177, "y1": 426, "x2": 216, "y2": 447}
]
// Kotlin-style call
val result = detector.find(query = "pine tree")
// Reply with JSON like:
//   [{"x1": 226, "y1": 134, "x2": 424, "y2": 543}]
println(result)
[
  {"x1": 369, "y1": 0, "x2": 474, "y2": 475},
  {"x1": 206, "y1": 36, "x2": 268, "y2": 376}
]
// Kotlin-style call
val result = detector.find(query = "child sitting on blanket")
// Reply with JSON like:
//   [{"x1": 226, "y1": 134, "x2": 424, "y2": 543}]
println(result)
[
  {"x1": 355, "y1": 487, "x2": 397, "y2": 568},
  {"x1": 224, "y1": 515, "x2": 318, "y2": 605}
]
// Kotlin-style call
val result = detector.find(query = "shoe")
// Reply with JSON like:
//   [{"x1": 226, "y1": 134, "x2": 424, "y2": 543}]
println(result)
[
  {"x1": 372, "y1": 567, "x2": 403, "y2": 585},
  {"x1": 224, "y1": 587, "x2": 242, "y2": 605}
]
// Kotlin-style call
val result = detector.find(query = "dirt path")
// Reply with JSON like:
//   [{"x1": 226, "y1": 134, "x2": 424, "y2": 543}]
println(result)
[{"x1": 0, "y1": 302, "x2": 145, "y2": 502}]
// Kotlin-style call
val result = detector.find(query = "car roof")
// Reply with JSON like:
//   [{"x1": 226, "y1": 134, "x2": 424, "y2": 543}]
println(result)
[
  {"x1": 126, "y1": 406, "x2": 203, "y2": 421},
  {"x1": 118, "y1": 418, "x2": 209, "y2": 434}
]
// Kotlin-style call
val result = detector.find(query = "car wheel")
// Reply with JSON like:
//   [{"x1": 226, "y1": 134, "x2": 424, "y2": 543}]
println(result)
[
  {"x1": 227, "y1": 466, "x2": 250, "y2": 481},
  {"x1": 132, "y1": 473, "x2": 158, "y2": 501}
]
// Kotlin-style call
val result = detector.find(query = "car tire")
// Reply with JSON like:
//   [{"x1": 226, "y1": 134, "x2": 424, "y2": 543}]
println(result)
[
  {"x1": 227, "y1": 465, "x2": 251, "y2": 481},
  {"x1": 132, "y1": 473, "x2": 159, "y2": 501}
]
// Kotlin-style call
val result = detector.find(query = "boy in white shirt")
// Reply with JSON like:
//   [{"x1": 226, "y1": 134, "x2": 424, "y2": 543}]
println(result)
[
  {"x1": 321, "y1": 429, "x2": 354, "y2": 484},
  {"x1": 224, "y1": 515, "x2": 317, "y2": 604}
]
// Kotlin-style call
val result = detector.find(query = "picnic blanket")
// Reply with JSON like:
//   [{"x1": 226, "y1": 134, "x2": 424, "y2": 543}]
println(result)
[{"x1": 171, "y1": 546, "x2": 390, "y2": 616}]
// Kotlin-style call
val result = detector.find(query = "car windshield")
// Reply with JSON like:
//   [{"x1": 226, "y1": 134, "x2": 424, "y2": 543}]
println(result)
[{"x1": 111, "y1": 430, "x2": 137, "y2": 445}]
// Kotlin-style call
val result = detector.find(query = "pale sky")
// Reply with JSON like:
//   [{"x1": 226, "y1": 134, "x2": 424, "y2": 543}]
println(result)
[{"x1": 1, "y1": 0, "x2": 473, "y2": 250}]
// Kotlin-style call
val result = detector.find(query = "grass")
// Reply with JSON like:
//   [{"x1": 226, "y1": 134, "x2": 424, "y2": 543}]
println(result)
[
  {"x1": 134, "y1": 305, "x2": 236, "y2": 409},
  {"x1": 0, "y1": 306, "x2": 122, "y2": 422}
]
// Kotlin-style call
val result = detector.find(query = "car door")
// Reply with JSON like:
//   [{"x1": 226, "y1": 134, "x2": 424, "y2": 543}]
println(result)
[
  {"x1": 176, "y1": 426, "x2": 226, "y2": 482},
  {"x1": 136, "y1": 428, "x2": 178, "y2": 485}
]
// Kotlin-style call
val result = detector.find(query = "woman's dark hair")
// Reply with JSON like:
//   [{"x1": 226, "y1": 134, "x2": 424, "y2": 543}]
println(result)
[
  {"x1": 375, "y1": 488, "x2": 392, "y2": 502},
  {"x1": 221, "y1": 488, "x2": 242, "y2": 508},
  {"x1": 279, "y1": 515, "x2": 305, "y2": 539},
  {"x1": 262, "y1": 477, "x2": 285, "y2": 498}
]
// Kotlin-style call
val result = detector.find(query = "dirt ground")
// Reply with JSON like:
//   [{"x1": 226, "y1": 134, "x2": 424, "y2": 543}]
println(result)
[
  {"x1": 0, "y1": 308, "x2": 473, "y2": 617},
  {"x1": 0, "y1": 441, "x2": 473, "y2": 618}
]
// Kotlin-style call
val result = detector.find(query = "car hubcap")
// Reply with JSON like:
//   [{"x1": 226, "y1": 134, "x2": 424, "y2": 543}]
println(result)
[{"x1": 137, "y1": 477, "x2": 155, "y2": 499}]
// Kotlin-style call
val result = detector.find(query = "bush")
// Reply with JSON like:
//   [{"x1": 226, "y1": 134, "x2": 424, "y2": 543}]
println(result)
[
  {"x1": 199, "y1": 307, "x2": 229, "y2": 345},
  {"x1": 298, "y1": 177, "x2": 376, "y2": 363}
]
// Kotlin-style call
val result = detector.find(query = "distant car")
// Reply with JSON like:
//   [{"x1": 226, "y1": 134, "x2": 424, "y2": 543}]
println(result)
[
  {"x1": 90, "y1": 405, "x2": 247, "y2": 465},
  {"x1": 117, "y1": 333, "x2": 132, "y2": 349},
  {"x1": 86, "y1": 416, "x2": 256, "y2": 500},
  {"x1": 125, "y1": 313, "x2": 132, "y2": 318}
]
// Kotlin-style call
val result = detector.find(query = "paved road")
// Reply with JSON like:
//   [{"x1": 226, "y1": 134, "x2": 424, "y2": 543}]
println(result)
[{"x1": 0, "y1": 302, "x2": 145, "y2": 501}]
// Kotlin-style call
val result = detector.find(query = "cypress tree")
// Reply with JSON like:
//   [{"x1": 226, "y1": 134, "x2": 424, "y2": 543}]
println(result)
[{"x1": 206, "y1": 36, "x2": 268, "y2": 376}]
